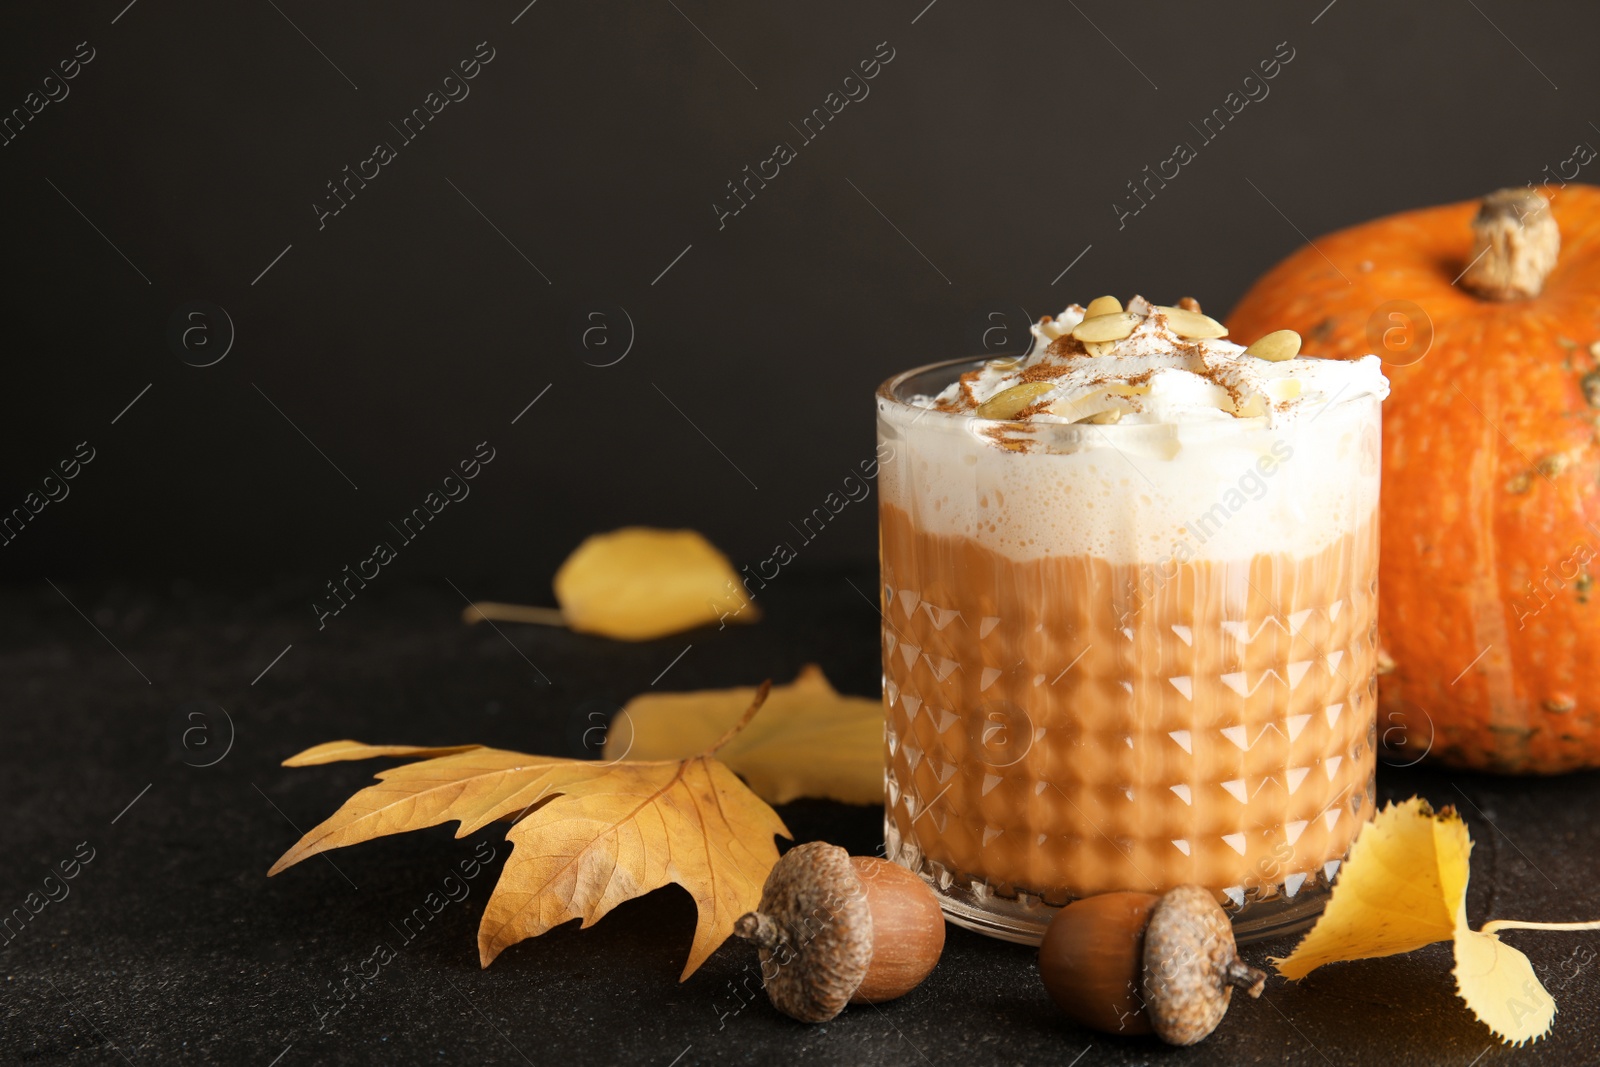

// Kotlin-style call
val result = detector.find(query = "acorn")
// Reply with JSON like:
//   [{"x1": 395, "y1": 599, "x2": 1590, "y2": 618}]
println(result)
[
  {"x1": 1038, "y1": 884, "x2": 1266, "y2": 1045},
  {"x1": 733, "y1": 841, "x2": 946, "y2": 1023}
]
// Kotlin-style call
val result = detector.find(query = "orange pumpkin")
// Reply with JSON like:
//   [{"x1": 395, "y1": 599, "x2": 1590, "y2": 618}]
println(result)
[{"x1": 1227, "y1": 184, "x2": 1600, "y2": 773}]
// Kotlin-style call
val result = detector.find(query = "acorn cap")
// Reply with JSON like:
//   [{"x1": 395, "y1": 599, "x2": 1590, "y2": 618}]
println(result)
[
  {"x1": 1141, "y1": 884, "x2": 1267, "y2": 1045},
  {"x1": 733, "y1": 841, "x2": 871, "y2": 1023}
]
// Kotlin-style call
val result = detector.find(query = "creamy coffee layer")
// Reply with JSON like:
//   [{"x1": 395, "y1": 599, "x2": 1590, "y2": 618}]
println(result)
[{"x1": 881, "y1": 502, "x2": 1379, "y2": 901}]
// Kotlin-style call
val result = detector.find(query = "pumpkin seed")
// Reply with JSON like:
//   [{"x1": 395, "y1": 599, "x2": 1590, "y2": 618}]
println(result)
[
  {"x1": 975, "y1": 381, "x2": 1052, "y2": 420},
  {"x1": 1083, "y1": 340, "x2": 1118, "y2": 358},
  {"x1": 1234, "y1": 394, "x2": 1268, "y2": 419},
  {"x1": 1244, "y1": 329, "x2": 1302, "y2": 362},
  {"x1": 1177, "y1": 296, "x2": 1202, "y2": 313},
  {"x1": 1156, "y1": 305, "x2": 1228, "y2": 340},
  {"x1": 1049, "y1": 391, "x2": 1131, "y2": 423},
  {"x1": 1084, "y1": 295, "x2": 1123, "y2": 319},
  {"x1": 1265, "y1": 378, "x2": 1303, "y2": 403},
  {"x1": 1071, "y1": 311, "x2": 1141, "y2": 343}
]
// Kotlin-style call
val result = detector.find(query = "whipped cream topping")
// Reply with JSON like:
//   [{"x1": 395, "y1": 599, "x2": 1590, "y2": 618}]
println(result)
[
  {"x1": 882, "y1": 295, "x2": 1387, "y2": 564},
  {"x1": 920, "y1": 296, "x2": 1388, "y2": 428}
]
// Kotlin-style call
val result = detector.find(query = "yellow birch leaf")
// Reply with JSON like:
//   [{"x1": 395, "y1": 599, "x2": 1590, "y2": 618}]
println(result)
[
  {"x1": 269, "y1": 687, "x2": 789, "y2": 980},
  {"x1": 1273, "y1": 798, "x2": 1464, "y2": 979},
  {"x1": 1454, "y1": 924, "x2": 1556, "y2": 1045},
  {"x1": 603, "y1": 665, "x2": 882, "y2": 805},
  {"x1": 1274, "y1": 797, "x2": 1598, "y2": 1046},
  {"x1": 554, "y1": 527, "x2": 758, "y2": 641}
]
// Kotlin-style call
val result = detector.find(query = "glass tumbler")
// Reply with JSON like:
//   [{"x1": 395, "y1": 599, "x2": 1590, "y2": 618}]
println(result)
[{"x1": 877, "y1": 357, "x2": 1383, "y2": 944}]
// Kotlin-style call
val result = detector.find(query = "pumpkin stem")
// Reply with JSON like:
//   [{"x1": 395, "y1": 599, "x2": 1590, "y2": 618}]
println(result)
[{"x1": 1459, "y1": 188, "x2": 1559, "y2": 300}]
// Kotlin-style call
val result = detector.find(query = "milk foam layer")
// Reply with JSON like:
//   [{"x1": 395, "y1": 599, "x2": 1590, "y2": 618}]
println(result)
[{"x1": 880, "y1": 299, "x2": 1387, "y2": 565}]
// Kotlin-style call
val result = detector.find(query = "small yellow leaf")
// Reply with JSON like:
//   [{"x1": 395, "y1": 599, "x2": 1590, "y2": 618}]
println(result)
[
  {"x1": 1273, "y1": 797, "x2": 1594, "y2": 1046},
  {"x1": 270, "y1": 687, "x2": 790, "y2": 979},
  {"x1": 554, "y1": 527, "x2": 758, "y2": 641},
  {"x1": 1273, "y1": 798, "x2": 1466, "y2": 979},
  {"x1": 1454, "y1": 926, "x2": 1556, "y2": 1046},
  {"x1": 603, "y1": 665, "x2": 882, "y2": 805}
]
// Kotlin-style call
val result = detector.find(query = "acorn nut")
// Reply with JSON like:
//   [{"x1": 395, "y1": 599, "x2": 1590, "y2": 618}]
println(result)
[
  {"x1": 1038, "y1": 884, "x2": 1266, "y2": 1046},
  {"x1": 734, "y1": 841, "x2": 946, "y2": 1023}
]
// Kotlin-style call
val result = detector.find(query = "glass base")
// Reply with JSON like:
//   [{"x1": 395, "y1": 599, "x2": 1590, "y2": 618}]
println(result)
[{"x1": 887, "y1": 818, "x2": 1338, "y2": 946}]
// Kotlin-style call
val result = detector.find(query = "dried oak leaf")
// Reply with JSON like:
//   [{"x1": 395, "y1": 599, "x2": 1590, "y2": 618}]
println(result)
[
  {"x1": 1274, "y1": 797, "x2": 1600, "y2": 1046},
  {"x1": 603, "y1": 665, "x2": 881, "y2": 806},
  {"x1": 555, "y1": 527, "x2": 758, "y2": 641},
  {"x1": 268, "y1": 685, "x2": 789, "y2": 979}
]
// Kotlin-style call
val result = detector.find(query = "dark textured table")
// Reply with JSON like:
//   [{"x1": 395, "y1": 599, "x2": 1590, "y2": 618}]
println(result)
[{"x1": 3, "y1": 571, "x2": 1597, "y2": 1065}]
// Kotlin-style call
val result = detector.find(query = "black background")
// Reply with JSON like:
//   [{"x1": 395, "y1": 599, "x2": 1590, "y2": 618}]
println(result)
[
  {"x1": 6, "y1": 4, "x2": 1600, "y2": 1065},
  {"x1": 3, "y1": 0, "x2": 1598, "y2": 594}
]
